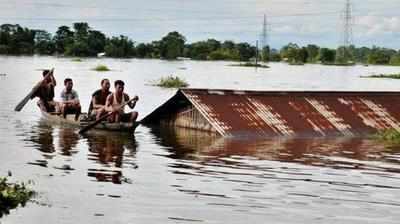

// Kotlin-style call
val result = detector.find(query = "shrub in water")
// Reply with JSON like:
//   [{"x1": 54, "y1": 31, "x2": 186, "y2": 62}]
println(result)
[
  {"x1": 0, "y1": 177, "x2": 34, "y2": 217},
  {"x1": 155, "y1": 76, "x2": 189, "y2": 88},
  {"x1": 93, "y1": 65, "x2": 110, "y2": 71}
]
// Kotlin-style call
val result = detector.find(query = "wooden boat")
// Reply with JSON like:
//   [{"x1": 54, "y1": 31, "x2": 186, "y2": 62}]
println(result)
[{"x1": 41, "y1": 110, "x2": 139, "y2": 133}]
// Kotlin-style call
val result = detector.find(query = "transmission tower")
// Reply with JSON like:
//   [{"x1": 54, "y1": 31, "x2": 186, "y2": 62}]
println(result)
[
  {"x1": 260, "y1": 14, "x2": 268, "y2": 49},
  {"x1": 339, "y1": 0, "x2": 354, "y2": 62},
  {"x1": 260, "y1": 14, "x2": 269, "y2": 61}
]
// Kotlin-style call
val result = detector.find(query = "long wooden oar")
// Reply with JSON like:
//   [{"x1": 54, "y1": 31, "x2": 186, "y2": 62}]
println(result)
[
  {"x1": 14, "y1": 68, "x2": 54, "y2": 112},
  {"x1": 79, "y1": 98, "x2": 137, "y2": 134}
]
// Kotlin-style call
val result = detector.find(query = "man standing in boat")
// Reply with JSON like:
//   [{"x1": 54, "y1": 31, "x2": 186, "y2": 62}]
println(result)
[
  {"x1": 33, "y1": 69, "x2": 57, "y2": 112},
  {"x1": 105, "y1": 80, "x2": 138, "y2": 123},
  {"x1": 88, "y1": 78, "x2": 111, "y2": 120},
  {"x1": 60, "y1": 78, "x2": 81, "y2": 120}
]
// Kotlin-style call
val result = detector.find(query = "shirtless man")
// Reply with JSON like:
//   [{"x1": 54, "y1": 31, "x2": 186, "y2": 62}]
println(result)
[
  {"x1": 88, "y1": 79, "x2": 111, "y2": 120},
  {"x1": 33, "y1": 69, "x2": 57, "y2": 112},
  {"x1": 105, "y1": 80, "x2": 138, "y2": 123}
]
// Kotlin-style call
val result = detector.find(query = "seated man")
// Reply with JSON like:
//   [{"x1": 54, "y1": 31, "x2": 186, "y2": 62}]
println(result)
[
  {"x1": 105, "y1": 80, "x2": 138, "y2": 123},
  {"x1": 88, "y1": 79, "x2": 111, "y2": 120},
  {"x1": 60, "y1": 78, "x2": 81, "y2": 120},
  {"x1": 33, "y1": 69, "x2": 57, "y2": 112}
]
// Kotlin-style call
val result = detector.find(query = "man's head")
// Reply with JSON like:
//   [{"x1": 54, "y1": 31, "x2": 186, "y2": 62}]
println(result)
[
  {"x1": 114, "y1": 80, "x2": 124, "y2": 94},
  {"x1": 101, "y1": 78, "x2": 110, "y2": 91},
  {"x1": 64, "y1": 78, "x2": 73, "y2": 91},
  {"x1": 42, "y1": 70, "x2": 51, "y2": 82}
]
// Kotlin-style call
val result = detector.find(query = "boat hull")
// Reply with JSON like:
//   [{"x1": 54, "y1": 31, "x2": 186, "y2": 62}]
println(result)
[{"x1": 41, "y1": 111, "x2": 139, "y2": 133}]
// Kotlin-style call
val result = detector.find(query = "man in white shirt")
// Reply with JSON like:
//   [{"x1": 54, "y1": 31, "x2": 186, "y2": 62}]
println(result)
[{"x1": 60, "y1": 78, "x2": 81, "y2": 120}]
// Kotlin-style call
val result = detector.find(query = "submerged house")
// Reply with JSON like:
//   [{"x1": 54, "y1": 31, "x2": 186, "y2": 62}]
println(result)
[{"x1": 141, "y1": 88, "x2": 400, "y2": 138}]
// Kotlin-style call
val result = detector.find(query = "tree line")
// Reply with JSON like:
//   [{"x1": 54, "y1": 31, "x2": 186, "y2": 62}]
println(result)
[{"x1": 1, "y1": 22, "x2": 399, "y2": 65}]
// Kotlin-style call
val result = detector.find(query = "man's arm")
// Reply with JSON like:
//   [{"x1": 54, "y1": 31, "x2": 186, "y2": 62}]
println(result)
[
  {"x1": 92, "y1": 96, "x2": 102, "y2": 109},
  {"x1": 105, "y1": 94, "x2": 113, "y2": 112},
  {"x1": 50, "y1": 74, "x2": 56, "y2": 87},
  {"x1": 72, "y1": 91, "x2": 79, "y2": 104},
  {"x1": 60, "y1": 91, "x2": 79, "y2": 105}
]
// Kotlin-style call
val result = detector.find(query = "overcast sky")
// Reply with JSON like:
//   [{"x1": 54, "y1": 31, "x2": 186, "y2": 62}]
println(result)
[{"x1": 0, "y1": 0, "x2": 399, "y2": 49}]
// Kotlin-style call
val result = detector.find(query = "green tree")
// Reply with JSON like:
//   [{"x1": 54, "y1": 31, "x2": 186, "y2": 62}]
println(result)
[
  {"x1": 367, "y1": 47, "x2": 395, "y2": 65},
  {"x1": 222, "y1": 40, "x2": 235, "y2": 50},
  {"x1": 186, "y1": 41, "x2": 212, "y2": 60},
  {"x1": 0, "y1": 24, "x2": 35, "y2": 54},
  {"x1": 34, "y1": 30, "x2": 55, "y2": 55},
  {"x1": 318, "y1": 48, "x2": 336, "y2": 63},
  {"x1": 261, "y1": 46, "x2": 270, "y2": 62},
  {"x1": 88, "y1": 30, "x2": 106, "y2": 55},
  {"x1": 136, "y1": 43, "x2": 154, "y2": 58},
  {"x1": 306, "y1": 44, "x2": 319, "y2": 62},
  {"x1": 280, "y1": 43, "x2": 300, "y2": 63},
  {"x1": 53, "y1": 25, "x2": 73, "y2": 54},
  {"x1": 353, "y1": 46, "x2": 370, "y2": 63},
  {"x1": 65, "y1": 22, "x2": 91, "y2": 56},
  {"x1": 160, "y1": 31, "x2": 186, "y2": 59},
  {"x1": 269, "y1": 48, "x2": 281, "y2": 62},
  {"x1": 235, "y1": 42, "x2": 256, "y2": 61},
  {"x1": 389, "y1": 52, "x2": 400, "y2": 66},
  {"x1": 297, "y1": 47, "x2": 308, "y2": 63},
  {"x1": 336, "y1": 46, "x2": 354, "y2": 64},
  {"x1": 104, "y1": 35, "x2": 135, "y2": 57}
]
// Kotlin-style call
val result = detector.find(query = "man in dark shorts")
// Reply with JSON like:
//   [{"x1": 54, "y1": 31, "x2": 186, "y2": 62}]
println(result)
[
  {"x1": 33, "y1": 69, "x2": 57, "y2": 112},
  {"x1": 88, "y1": 79, "x2": 111, "y2": 120},
  {"x1": 60, "y1": 78, "x2": 81, "y2": 120},
  {"x1": 105, "y1": 80, "x2": 138, "y2": 123}
]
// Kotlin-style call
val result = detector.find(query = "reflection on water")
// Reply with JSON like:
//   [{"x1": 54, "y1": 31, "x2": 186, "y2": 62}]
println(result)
[
  {"x1": 85, "y1": 131, "x2": 138, "y2": 184},
  {"x1": 152, "y1": 126, "x2": 400, "y2": 173},
  {"x1": 28, "y1": 123, "x2": 55, "y2": 155},
  {"x1": 58, "y1": 128, "x2": 79, "y2": 156},
  {"x1": 13, "y1": 120, "x2": 400, "y2": 223},
  {"x1": 25, "y1": 122, "x2": 138, "y2": 184}
]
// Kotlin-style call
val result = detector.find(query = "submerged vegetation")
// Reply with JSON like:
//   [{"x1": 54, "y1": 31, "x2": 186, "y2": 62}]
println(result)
[
  {"x1": 229, "y1": 62, "x2": 269, "y2": 68},
  {"x1": 373, "y1": 129, "x2": 400, "y2": 144},
  {"x1": 0, "y1": 22, "x2": 400, "y2": 65},
  {"x1": 71, "y1": 58, "x2": 82, "y2": 62},
  {"x1": 93, "y1": 64, "x2": 110, "y2": 71},
  {"x1": 0, "y1": 177, "x2": 34, "y2": 217},
  {"x1": 362, "y1": 73, "x2": 400, "y2": 79},
  {"x1": 153, "y1": 76, "x2": 189, "y2": 88}
]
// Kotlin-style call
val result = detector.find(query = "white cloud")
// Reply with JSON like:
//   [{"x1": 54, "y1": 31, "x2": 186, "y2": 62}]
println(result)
[{"x1": 356, "y1": 15, "x2": 400, "y2": 36}]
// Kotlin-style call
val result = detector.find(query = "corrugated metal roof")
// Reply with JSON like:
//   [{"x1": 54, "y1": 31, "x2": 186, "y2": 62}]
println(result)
[{"x1": 141, "y1": 88, "x2": 400, "y2": 138}]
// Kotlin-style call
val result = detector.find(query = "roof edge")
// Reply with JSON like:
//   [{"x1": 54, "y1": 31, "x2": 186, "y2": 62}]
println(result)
[{"x1": 179, "y1": 88, "x2": 400, "y2": 96}]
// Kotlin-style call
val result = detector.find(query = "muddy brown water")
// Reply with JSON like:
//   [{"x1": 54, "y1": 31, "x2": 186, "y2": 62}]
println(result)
[{"x1": 1, "y1": 56, "x2": 400, "y2": 223}]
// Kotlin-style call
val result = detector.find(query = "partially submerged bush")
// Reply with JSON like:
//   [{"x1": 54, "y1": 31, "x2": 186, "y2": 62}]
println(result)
[
  {"x1": 71, "y1": 58, "x2": 82, "y2": 62},
  {"x1": 229, "y1": 62, "x2": 269, "y2": 68},
  {"x1": 362, "y1": 73, "x2": 400, "y2": 79},
  {"x1": 373, "y1": 129, "x2": 400, "y2": 144},
  {"x1": 93, "y1": 64, "x2": 110, "y2": 71},
  {"x1": 0, "y1": 177, "x2": 34, "y2": 217},
  {"x1": 154, "y1": 76, "x2": 189, "y2": 88}
]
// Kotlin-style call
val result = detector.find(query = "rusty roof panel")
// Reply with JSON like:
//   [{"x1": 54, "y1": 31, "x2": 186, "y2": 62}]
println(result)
[{"x1": 142, "y1": 89, "x2": 400, "y2": 138}]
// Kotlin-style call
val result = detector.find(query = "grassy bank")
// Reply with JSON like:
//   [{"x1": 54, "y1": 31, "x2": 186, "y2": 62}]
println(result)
[
  {"x1": 361, "y1": 73, "x2": 400, "y2": 79},
  {"x1": 0, "y1": 177, "x2": 34, "y2": 217},
  {"x1": 229, "y1": 62, "x2": 269, "y2": 68}
]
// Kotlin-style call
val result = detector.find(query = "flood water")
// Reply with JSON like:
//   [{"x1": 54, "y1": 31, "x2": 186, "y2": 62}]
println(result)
[{"x1": 1, "y1": 56, "x2": 400, "y2": 223}]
